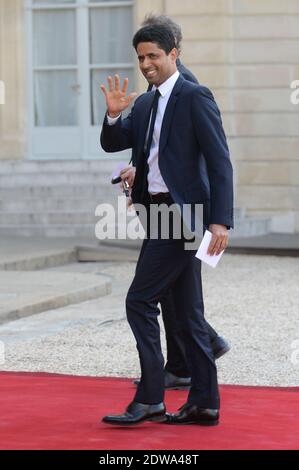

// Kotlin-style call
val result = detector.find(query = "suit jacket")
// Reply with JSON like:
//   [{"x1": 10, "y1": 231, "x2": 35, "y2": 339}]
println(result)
[
  {"x1": 101, "y1": 74, "x2": 234, "y2": 230},
  {"x1": 175, "y1": 58, "x2": 199, "y2": 85}
]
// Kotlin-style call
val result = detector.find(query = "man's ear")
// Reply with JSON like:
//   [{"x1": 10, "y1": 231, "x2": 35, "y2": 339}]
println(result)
[{"x1": 170, "y1": 47, "x2": 178, "y2": 63}]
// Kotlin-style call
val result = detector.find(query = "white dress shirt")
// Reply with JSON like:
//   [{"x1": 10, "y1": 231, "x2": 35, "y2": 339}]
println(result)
[
  {"x1": 146, "y1": 70, "x2": 179, "y2": 193},
  {"x1": 107, "y1": 70, "x2": 180, "y2": 194}
]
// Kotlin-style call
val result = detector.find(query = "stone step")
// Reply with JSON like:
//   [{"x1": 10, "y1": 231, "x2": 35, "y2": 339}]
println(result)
[
  {"x1": 0, "y1": 215, "x2": 270, "y2": 239},
  {"x1": 234, "y1": 207, "x2": 246, "y2": 218},
  {"x1": 0, "y1": 211, "x2": 99, "y2": 225},
  {"x1": 0, "y1": 207, "x2": 254, "y2": 226},
  {"x1": 230, "y1": 216, "x2": 270, "y2": 238},
  {"x1": 0, "y1": 171, "x2": 116, "y2": 187},
  {"x1": 0, "y1": 197, "x2": 115, "y2": 212},
  {"x1": 0, "y1": 224, "x2": 96, "y2": 237},
  {"x1": 0, "y1": 235, "x2": 94, "y2": 269},
  {"x1": 97, "y1": 216, "x2": 271, "y2": 244},
  {"x1": 77, "y1": 244, "x2": 139, "y2": 262},
  {"x1": 0, "y1": 248, "x2": 77, "y2": 271},
  {"x1": 0, "y1": 270, "x2": 111, "y2": 325},
  {"x1": 0, "y1": 159, "x2": 121, "y2": 174},
  {"x1": 0, "y1": 184, "x2": 119, "y2": 200}
]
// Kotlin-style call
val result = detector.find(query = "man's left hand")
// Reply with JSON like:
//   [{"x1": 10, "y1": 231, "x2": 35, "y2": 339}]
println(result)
[
  {"x1": 207, "y1": 224, "x2": 228, "y2": 256},
  {"x1": 119, "y1": 166, "x2": 136, "y2": 188}
]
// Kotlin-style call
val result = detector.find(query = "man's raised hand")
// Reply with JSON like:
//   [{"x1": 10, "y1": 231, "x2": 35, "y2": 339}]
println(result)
[{"x1": 100, "y1": 75, "x2": 137, "y2": 118}]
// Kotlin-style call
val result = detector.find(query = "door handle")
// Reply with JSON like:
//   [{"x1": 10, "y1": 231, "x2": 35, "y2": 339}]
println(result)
[{"x1": 70, "y1": 84, "x2": 81, "y2": 94}]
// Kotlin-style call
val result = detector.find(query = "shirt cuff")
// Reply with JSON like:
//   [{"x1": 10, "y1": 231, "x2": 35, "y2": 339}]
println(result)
[{"x1": 106, "y1": 113, "x2": 121, "y2": 125}]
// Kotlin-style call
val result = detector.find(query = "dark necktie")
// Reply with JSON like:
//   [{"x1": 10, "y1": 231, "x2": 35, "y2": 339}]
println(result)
[
  {"x1": 144, "y1": 89, "x2": 161, "y2": 158},
  {"x1": 141, "y1": 89, "x2": 161, "y2": 201}
]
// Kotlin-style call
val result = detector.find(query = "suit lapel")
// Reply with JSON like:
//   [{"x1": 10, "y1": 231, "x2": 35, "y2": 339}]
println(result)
[
  {"x1": 136, "y1": 91, "x2": 155, "y2": 165},
  {"x1": 159, "y1": 75, "x2": 185, "y2": 153}
]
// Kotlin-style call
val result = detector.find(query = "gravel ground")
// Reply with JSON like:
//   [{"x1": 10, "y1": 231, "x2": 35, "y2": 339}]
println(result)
[{"x1": 1, "y1": 253, "x2": 299, "y2": 386}]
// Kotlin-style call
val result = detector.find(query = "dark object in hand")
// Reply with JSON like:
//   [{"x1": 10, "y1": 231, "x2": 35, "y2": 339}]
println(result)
[{"x1": 111, "y1": 175, "x2": 122, "y2": 184}]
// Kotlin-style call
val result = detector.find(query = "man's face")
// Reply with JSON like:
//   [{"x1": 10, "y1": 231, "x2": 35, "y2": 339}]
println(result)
[{"x1": 136, "y1": 42, "x2": 177, "y2": 87}]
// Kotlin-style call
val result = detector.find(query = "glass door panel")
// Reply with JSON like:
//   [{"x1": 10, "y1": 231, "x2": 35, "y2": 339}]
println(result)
[
  {"x1": 28, "y1": 0, "x2": 134, "y2": 159},
  {"x1": 34, "y1": 70, "x2": 78, "y2": 126},
  {"x1": 33, "y1": 9, "x2": 77, "y2": 67},
  {"x1": 89, "y1": 7, "x2": 133, "y2": 64},
  {"x1": 87, "y1": 3, "x2": 134, "y2": 157},
  {"x1": 30, "y1": 2, "x2": 80, "y2": 157}
]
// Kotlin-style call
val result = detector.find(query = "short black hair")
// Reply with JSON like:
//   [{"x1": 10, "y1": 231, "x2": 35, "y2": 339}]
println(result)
[
  {"x1": 141, "y1": 14, "x2": 182, "y2": 53},
  {"x1": 132, "y1": 24, "x2": 176, "y2": 55}
]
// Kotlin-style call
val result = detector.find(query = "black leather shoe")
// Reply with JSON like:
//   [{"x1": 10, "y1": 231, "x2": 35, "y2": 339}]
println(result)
[
  {"x1": 164, "y1": 371, "x2": 191, "y2": 389},
  {"x1": 165, "y1": 403, "x2": 219, "y2": 426},
  {"x1": 211, "y1": 336, "x2": 230, "y2": 359},
  {"x1": 102, "y1": 401, "x2": 166, "y2": 426},
  {"x1": 133, "y1": 370, "x2": 191, "y2": 390}
]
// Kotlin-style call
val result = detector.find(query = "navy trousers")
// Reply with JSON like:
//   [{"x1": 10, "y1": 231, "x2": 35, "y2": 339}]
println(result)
[
  {"x1": 126, "y1": 201, "x2": 220, "y2": 409},
  {"x1": 136, "y1": 241, "x2": 219, "y2": 378}
]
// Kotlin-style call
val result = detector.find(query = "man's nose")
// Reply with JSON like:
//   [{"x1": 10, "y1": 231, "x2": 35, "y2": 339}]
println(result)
[{"x1": 142, "y1": 58, "x2": 152, "y2": 70}]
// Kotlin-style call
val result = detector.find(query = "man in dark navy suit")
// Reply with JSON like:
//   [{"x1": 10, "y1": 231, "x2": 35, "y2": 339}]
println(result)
[
  {"x1": 120, "y1": 15, "x2": 230, "y2": 392},
  {"x1": 100, "y1": 24, "x2": 233, "y2": 426}
]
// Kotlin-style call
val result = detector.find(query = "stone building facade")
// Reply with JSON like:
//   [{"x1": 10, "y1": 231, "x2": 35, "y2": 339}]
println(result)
[{"x1": 0, "y1": 0, "x2": 298, "y2": 235}]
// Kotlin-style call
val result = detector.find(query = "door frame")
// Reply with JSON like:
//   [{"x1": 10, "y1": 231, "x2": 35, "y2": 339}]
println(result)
[{"x1": 25, "y1": 0, "x2": 135, "y2": 160}]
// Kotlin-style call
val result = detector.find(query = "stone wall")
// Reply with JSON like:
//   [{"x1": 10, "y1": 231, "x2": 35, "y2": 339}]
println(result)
[
  {"x1": 135, "y1": 0, "x2": 299, "y2": 232},
  {"x1": 1, "y1": 0, "x2": 298, "y2": 231},
  {"x1": 0, "y1": 0, "x2": 26, "y2": 160}
]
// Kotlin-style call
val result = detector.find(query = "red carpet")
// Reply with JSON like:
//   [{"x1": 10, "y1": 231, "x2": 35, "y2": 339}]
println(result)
[{"x1": 0, "y1": 371, "x2": 298, "y2": 450}]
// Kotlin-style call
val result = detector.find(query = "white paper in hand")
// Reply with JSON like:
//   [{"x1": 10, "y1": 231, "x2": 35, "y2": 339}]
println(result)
[{"x1": 195, "y1": 230, "x2": 224, "y2": 268}]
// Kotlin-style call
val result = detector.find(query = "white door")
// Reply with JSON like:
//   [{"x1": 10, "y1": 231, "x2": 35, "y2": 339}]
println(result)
[{"x1": 26, "y1": 0, "x2": 134, "y2": 159}]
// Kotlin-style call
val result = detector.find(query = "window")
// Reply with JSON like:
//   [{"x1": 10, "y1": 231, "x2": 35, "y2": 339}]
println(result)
[
  {"x1": 27, "y1": 0, "x2": 134, "y2": 158},
  {"x1": 89, "y1": 1, "x2": 134, "y2": 124},
  {"x1": 29, "y1": 0, "x2": 134, "y2": 127}
]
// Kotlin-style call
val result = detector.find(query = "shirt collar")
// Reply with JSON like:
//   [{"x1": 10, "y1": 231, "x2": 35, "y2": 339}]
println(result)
[{"x1": 153, "y1": 70, "x2": 180, "y2": 97}]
